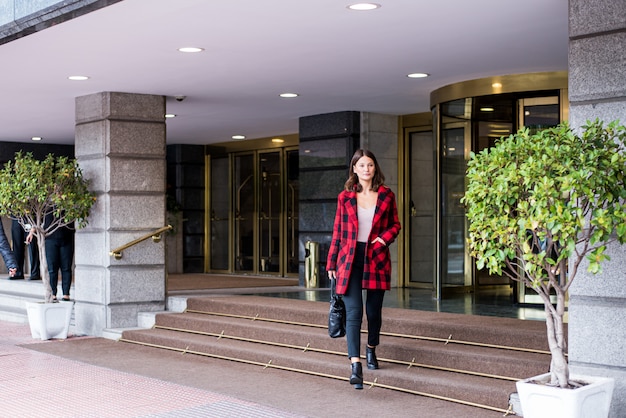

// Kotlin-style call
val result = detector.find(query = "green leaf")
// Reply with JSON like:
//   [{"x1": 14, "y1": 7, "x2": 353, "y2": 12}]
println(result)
[
  {"x1": 463, "y1": 120, "x2": 626, "y2": 292},
  {"x1": 0, "y1": 152, "x2": 96, "y2": 233}
]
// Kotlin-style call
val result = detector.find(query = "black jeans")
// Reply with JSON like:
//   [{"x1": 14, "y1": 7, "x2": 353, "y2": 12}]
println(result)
[
  {"x1": 11, "y1": 221, "x2": 40, "y2": 279},
  {"x1": 45, "y1": 238, "x2": 74, "y2": 296},
  {"x1": 343, "y1": 242, "x2": 385, "y2": 359}
]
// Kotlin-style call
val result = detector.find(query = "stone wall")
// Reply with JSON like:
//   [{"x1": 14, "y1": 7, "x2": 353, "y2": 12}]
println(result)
[{"x1": 567, "y1": 1, "x2": 626, "y2": 416}]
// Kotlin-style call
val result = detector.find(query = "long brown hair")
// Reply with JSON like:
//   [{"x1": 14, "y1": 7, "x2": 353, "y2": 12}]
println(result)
[{"x1": 344, "y1": 149, "x2": 385, "y2": 192}]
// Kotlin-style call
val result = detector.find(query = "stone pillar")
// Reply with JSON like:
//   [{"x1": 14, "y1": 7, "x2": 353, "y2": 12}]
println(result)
[
  {"x1": 74, "y1": 92, "x2": 166, "y2": 336},
  {"x1": 568, "y1": 2, "x2": 626, "y2": 415}
]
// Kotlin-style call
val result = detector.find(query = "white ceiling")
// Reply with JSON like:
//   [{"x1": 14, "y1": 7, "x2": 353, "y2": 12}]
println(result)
[{"x1": 0, "y1": 0, "x2": 568, "y2": 146}]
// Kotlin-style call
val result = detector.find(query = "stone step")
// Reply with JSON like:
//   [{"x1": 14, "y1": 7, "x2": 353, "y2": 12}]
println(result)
[
  {"x1": 121, "y1": 326, "x2": 516, "y2": 410},
  {"x1": 120, "y1": 294, "x2": 557, "y2": 414},
  {"x1": 0, "y1": 279, "x2": 46, "y2": 323},
  {"x1": 0, "y1": 279, "x2": 77, "y2": 328},
  {"x1": 151, "y1": 310, "x2": 549, "y2": 380},
  {"x1": 183, "y1": 295, "x2": 554, "y2": 352}
]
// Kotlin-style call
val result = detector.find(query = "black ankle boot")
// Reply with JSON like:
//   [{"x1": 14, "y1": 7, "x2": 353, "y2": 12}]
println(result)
[
  {"x1": 366, "y1": 346, "x2": 379, "y2": 370},
  {"x1": 349, "y1": 362, "x2": 363, "y2": 388}
]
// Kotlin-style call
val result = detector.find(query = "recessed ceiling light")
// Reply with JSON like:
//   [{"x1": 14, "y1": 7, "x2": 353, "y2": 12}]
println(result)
[
  {"x1": 68, "y1": 75, "x2": 89, "y2": 81},
  {"x1": 480, "y1": 107, "x2": 495, "y2": 112},
  {"x1": 279, "y1": 93, "x2": 299, "y2": 98},
  {"x1": 407, "y1": 73, "x2": 429, "y2": 78},
  {"x1": 178, "y1": 47, "x2": 204, "y2": 53},
  {"x1": 232, "y1": 135, "x2": 246, "y2": 140},
  {"x1": 31, "y1": 136, "x2": 42, "y2": 141},
  {"x1": 271, "y1": 138, "x2": 284, "y2": 143},
  {"x1": 347, "y1": 3, "x2": 381, "y2": 11},
  {"x1": 165, "y1": 114, "x2": 176, "y2": 118}
]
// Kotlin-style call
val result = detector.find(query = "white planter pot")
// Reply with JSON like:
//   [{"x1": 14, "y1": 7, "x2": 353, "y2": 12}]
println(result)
[
  {"x1": 516, "y1": 372, "x2": 614, "y2": 418},
  {"x1": 26, "y1": 301, "x2": 74, "y2": 340}
]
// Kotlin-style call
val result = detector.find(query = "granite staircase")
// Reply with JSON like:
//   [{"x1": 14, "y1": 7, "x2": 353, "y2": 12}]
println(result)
[{"x1": 120, "y1": 295, "x2": 556, "y2": 415}]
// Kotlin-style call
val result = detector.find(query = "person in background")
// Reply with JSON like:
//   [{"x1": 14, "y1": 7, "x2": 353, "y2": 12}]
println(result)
[
  {"x1": 11, "y1": 219, "x2": 40, "y2": 280},
  {"x1": 326, "y1": 149, "x2": 401, "y2": 390},
  {"x1": 1, "y1": 222, "x2": 18, "y2": 279},
  {"x1": 27, "y1": 214, "x2": 75, "y2": 301}
]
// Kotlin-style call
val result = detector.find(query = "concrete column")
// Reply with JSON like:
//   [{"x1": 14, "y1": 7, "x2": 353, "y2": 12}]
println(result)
[
  {"x1": 74, "y1": 92, "x2": 166, "y2": 336},
  {"x1": 568, "y1": 1, "x2": 626, "y2": 416}
]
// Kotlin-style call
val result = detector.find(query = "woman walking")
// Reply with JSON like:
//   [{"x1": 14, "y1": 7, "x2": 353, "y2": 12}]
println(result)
[{"x1": 326, "y1": 149, "x2": 401, "y2": 389}]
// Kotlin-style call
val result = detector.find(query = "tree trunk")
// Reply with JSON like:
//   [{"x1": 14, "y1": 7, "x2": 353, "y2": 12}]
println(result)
[
  {"x1": 35, "y1": 234, "x2": 54, "y2": 303},
  {"x1": 545, "y1": 302, "x2": 569, "y2": 388}
]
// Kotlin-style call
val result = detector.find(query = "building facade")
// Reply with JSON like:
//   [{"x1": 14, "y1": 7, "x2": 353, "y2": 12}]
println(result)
[{"x1": 0, "y1": 0, "x2": 624, "y2": 414}]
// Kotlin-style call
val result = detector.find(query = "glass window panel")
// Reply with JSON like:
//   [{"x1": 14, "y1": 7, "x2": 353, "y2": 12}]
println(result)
[
  {"x1": 441, "y1": 98, "x2": 471, "y2": 122},
  {"x1": 523, "y1": 104, "x2": 559, "y2": 133},
  {"x1": 441, "y1": 127, "x2": 466, "y2": 286},
  {"x1": 409, "y1": 130, "x2": 435, "y2": 285},
  {"x1": 210, "y1": 156, "x2": 229, "y2": 270},
  {"x1": 286, "y1": 150, "x2": 299, "y2": 274},
  {"x1": 234, "y1": 154, "x2": 254, "y2": 272},
  {"x1": 259, "y1": 152, "x2": 280, "y2": 272}
]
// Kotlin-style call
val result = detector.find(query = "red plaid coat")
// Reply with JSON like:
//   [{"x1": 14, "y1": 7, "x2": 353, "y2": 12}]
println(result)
[{"x1": 326, "y1": 185, "x2": 401, "y2": 294}]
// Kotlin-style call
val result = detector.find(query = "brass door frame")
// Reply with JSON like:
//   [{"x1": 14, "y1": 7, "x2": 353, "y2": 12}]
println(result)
[
  {"x1": 205, "y1": 153, "x2": 234, "y2": 273},
  {"x1": 233, "y1": 151, "x2": 257, "y2": 274},
  {"x1": 205, "y1": 154, "x2": 211, "y2": 272},
  {"x1": 429, "y1": 72, "x2": 569, "y2": 301},
  {"x1": 515, "y1": 95, "x2": 561, "y2": 304},
  {"x1": 438, "y1": 120, "x2": 473, "y2": 295},
  {"x1": 206, "y1": 147, "x2": 297, "y2": 277},
  {"x1": 283, "y1": 146, "x2": 299, "y2": 277},
  {"x1": 257, "y1": 149, "x2": 281, "y2": 274},
  {"x1": 401, "y1": 123, "x2": 436, "y2": 289}
]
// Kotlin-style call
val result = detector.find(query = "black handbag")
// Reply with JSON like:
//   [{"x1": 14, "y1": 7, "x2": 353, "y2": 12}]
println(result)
[{"x1": 328, "y1": 278, "x2": 346, "y2": 338}]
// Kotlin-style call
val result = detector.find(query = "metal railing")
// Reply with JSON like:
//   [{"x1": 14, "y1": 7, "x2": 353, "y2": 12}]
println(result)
[{"x1": 109, "y1": 225, "x2": 172, "y2": 260}]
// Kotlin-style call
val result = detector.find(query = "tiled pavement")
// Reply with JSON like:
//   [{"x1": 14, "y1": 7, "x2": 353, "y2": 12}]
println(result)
[
  {"x1": 0, "y1": 321, "x2": 302, "y2": 418},
  {"x1": 0, "y1": 312, "x2": 508, "y2": 418}
]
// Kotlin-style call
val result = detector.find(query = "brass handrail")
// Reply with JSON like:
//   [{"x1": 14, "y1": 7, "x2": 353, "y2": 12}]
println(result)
[{"x1": 109, "y1": 225, "x2": 172, "y2": 260}]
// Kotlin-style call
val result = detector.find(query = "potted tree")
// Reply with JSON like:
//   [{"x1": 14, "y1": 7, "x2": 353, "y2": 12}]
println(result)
[
  {"x1": 0, "y1": 152, "x2": 95, "y2": 339},
  {"x1": 462, "y1": 119, "x2": 626, "y2": 418}
]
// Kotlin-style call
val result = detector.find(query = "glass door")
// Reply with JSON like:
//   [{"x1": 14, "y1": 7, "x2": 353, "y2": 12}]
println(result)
[
  {"x1": 473, "y1": 95, "x2": 514, "y2": 288},
  {"x1": 516, "y1": 96, "x2": 560, "y2": 303},
  {"x1": 408, "y1": 129, "x2": 435, "y2": 287},
  {"x1": 234, "y1": 153, "x2": 255, "y2": 272},
  {"x1": 258, "y1": 151, "x2": 280, "y2": 272},
  {"x1": 209, "y1": 155, "x2": 230, "y2": 271},
  {"x1": 440, "y1": 123, "x2": 471, "y2": 290},
  {"x1": 519, "y1": 97, "x2": 560, "y2": 134},
  {"x1": 211, "y1": 148, "x2": 298, "y2": 276}
]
